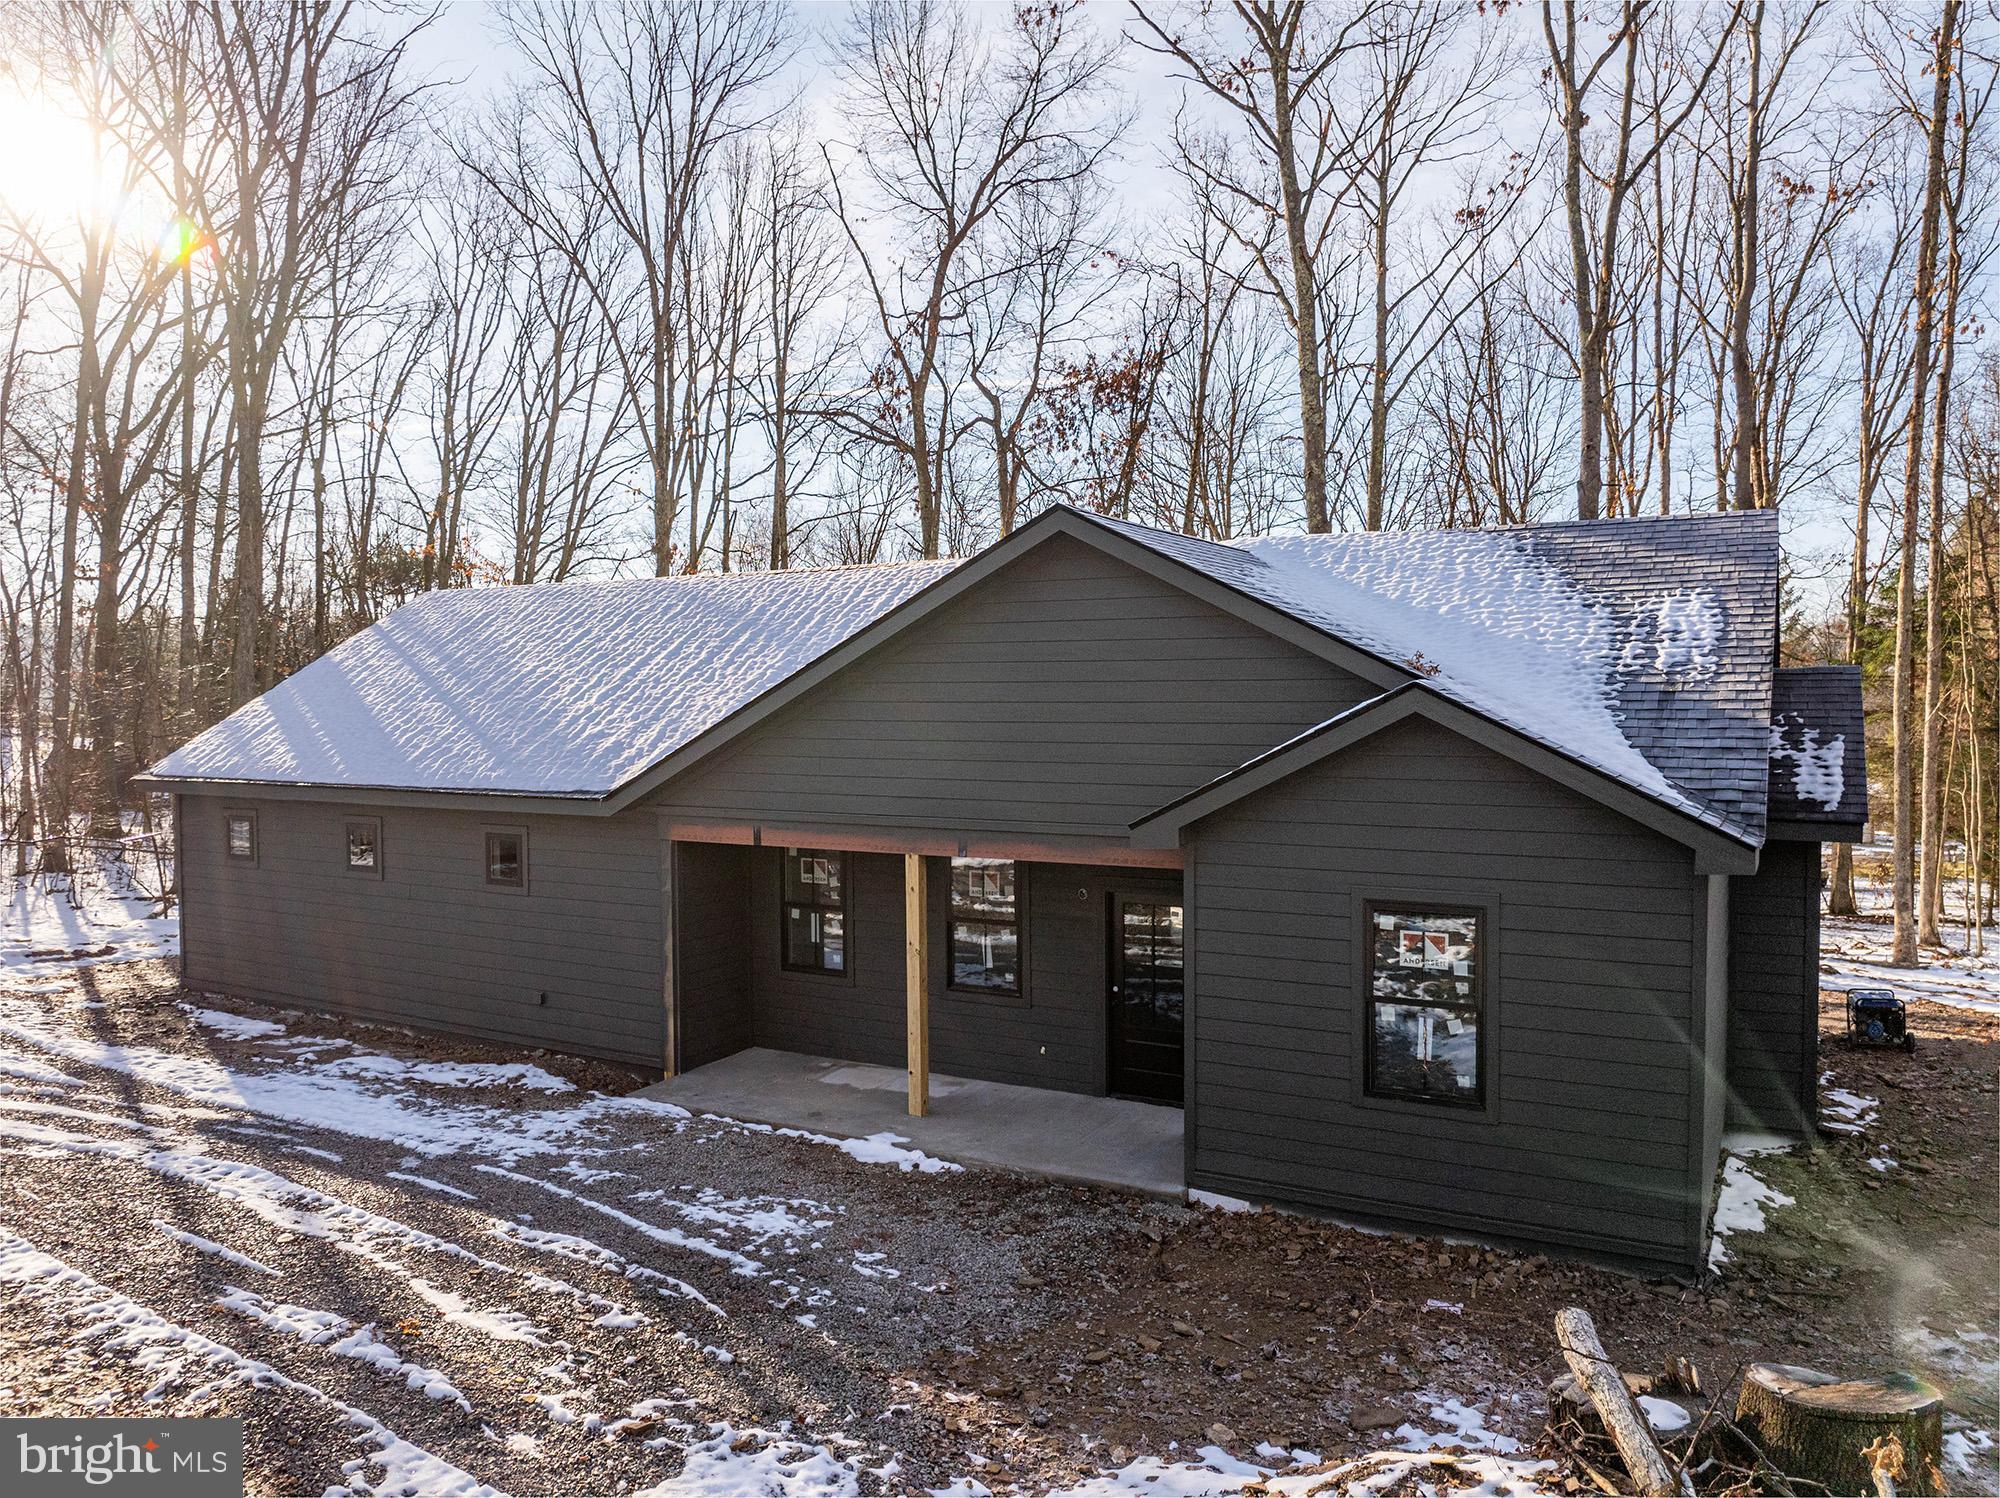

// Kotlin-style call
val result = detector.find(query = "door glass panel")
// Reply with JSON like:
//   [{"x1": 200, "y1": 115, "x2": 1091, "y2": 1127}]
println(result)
[{"x1": 1110, "y1": 898, "x2": 1185, "y2": 1104}]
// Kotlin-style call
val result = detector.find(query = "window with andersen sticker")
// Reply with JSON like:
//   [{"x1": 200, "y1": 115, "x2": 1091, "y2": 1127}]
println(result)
[{"x1": 1364, "y1": 903, "x2": 1483, "y2": 1106}]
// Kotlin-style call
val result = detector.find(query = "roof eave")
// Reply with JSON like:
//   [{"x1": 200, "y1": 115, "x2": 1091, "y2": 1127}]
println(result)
[{"x1": 134, "y1": 772, "x2": 620, "y2": 817}]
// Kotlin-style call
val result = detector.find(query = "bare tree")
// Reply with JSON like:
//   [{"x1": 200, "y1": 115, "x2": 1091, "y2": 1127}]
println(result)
[
  {"x1": 824, "y1": 0, "x2": 1122, "y2": 558},
  {"x1": 1129, "y1": 0, "x2": 1375, "y2": 533},
  {"x1": 484, "y1": 0, "x2": 793, "y2": 574},
  {"x1": 1881, "y1": 0, "x2": 1961, "y2": 966},
  {"x1": 1540, "y1": 0, "x2": 1741, "y2": 520}
]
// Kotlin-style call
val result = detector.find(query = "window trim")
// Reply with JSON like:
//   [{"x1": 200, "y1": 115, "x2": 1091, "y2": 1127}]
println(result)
[
  {"x1": 946, "y1": 857, "x2": 1024, "y2": 1000},
  {"x1": 779, "y1": 847, "x2": 850, "y2": 978},
  {"x1": 483, "y1": 825, "x2": 529, "y2": 894},
  {"x1": 224, "y1": 809, "x2": 259, "y2": 866},
  {"x1": 1351, "y1": 889, "x2": 1500, "y2": 1123},
  {"x1": 344, "y1": 815, "x2": 384, "y2": 879}
]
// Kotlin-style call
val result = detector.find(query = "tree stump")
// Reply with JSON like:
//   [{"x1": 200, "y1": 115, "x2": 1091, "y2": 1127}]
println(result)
[{"x1": 1736, "y1": 1364, "x2": 1943, "y2": 1497}]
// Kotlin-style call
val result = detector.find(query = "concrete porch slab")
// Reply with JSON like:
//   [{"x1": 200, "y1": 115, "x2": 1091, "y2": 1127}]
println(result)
[{"x1": 635, "y1": 1047, "x2": 1185, "y2": 1198}]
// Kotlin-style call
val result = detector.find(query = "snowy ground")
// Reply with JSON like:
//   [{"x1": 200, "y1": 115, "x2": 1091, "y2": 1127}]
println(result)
[
  {"x1": 0, "y1": 880, "x2": 1555, "y2": 1497},
  {"x1": 1821, "y1": 848, "x2": 2000, "y2": 1015}
]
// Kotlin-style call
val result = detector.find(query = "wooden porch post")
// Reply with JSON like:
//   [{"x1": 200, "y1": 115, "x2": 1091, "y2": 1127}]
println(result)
[
  {"x1": 904, "y1": 852, "x2": 929, "y2": 1117},
  {"x1": 660, "y1": 827, "x2": 679, "y2": 1079}
]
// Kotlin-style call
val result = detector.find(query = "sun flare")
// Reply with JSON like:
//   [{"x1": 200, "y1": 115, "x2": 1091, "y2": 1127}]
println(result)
[{"x1": 0, "y1": 85, "x2": 174, "y2": 247}]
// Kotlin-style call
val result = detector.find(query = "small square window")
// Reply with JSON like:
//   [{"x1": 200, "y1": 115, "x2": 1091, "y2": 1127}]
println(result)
[
  {"x1": 345, "y1": 817, "x2": 382, "y2": 877},
  {"x1": 485, "y1": 829, "x2": 527, "y2": 890},
  {"x1": 225, "y1": 811, "x2": 257, "y2": 863}
]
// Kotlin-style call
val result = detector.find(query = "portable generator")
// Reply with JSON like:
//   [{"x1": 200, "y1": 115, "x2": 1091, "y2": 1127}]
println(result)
[{"x1": 1846, "y1": 987, "x2": 1915, "y2": 1053}]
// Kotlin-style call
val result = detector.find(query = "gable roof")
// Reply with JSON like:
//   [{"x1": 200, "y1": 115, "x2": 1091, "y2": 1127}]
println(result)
[
  {"x1": 1079, "y1": 508, "x2": 1779, "y2": 844},
  {"x1": 143, "y1": 505, "x2": 1781, "y2": 847},
  {"x1": 1768, "y1": 665, "x2": 1867, "y2": 835},
  {"x1": 1128, "y1": 681, "x2": 1759, "y2": 873},
  {"x1": 146, "y1": 560, "x2": 958, "y2": 798}
]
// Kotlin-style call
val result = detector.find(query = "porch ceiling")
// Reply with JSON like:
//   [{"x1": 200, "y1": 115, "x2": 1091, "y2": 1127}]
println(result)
[{"x1": 635, "y1": 1047, "x2": 1184, "y2": 1199}]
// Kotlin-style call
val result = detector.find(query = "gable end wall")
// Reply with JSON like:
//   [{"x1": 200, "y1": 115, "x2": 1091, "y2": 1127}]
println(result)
[
  {"x1": 1184, "y1": 716, "x2": 1710, "y2": 1272},
  {"x1": 651, "y1": 534, "x2": 1376, "y2": 839}
]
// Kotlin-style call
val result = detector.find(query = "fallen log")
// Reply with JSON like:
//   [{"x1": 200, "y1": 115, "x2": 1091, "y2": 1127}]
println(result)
[
  {"x1": 1554, "y1": 1307, "x2": 1681, "y2": 1497},
  {"x1": 1735, "y1": 1364, "x2": 1942, "y2": 1498}
]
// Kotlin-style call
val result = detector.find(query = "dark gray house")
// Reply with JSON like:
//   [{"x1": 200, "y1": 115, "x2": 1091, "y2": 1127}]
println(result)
[{"x1": 140, "y1": 505, "x2": 1864, "y2": 1275}]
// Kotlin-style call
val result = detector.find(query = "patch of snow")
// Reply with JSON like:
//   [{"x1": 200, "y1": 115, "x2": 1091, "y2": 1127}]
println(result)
[
  {"x1": 1632, "y1": 589, "x2": 1722, "y2": 679},
  {"x1": 1234, "y1": 528, "x2": 1703, "y2": 819},
  {"x1": 179, "y1": 1005, "x2": 287, "y2": 1040},
  {"x1": 386, "y1": 1170, "x2": 478, "y2": 1200},
  {"x1": 1709, "y1": 1156, "x2": 1796, "y2": 1270},
  {"x1": 1820, "y1": 916, "x2": 2000, "y2": 1015},
  {"x1": 1188, "y1": 1189, "x2": 1255, "y2": 1214},
  {"x1": 1821, "y1": 1087, "x2": 1880, "y2": 1134},
  {"x1": 1867, "y1": 1154, "x2": 1897, "y2": 1173},
  {"x1": 1945, "y1": 1429, "x2": 1995, "y2": 1474},
  {"x1": 1423, "y1": 1299, "x2": 1464, "y2": 1314},
  {"x1": 1769, "y1": 719, "x2": 1844, "y2": 812},
  {"x1": 1395, "y1": 1397, "x2": 1521, "y2": 1454},
  {"x1": 473, "y1": 1163, "x2": 767, "y2": 1277},
  {"x1": 217, "y1": 1285, "x2": 471, "y2": 1409},
  {"x1": 1637, "y1": 1396, "x2": 1691, "y2": 1433},
  {"x1": 1719, "y1": 1130, "x2": 1794, "y2": 1158},
  {"x1": 635, "y1": 1422, "x2": 868, "y2": 1496},
  {"x1": 707, "y1": 1114, "x2": 962, "y2": 1175},
  {"x1": 153, "y1": 1221, "x2": 280, "y2": 1277},
  {"x1": 151, "y1": 559, "x2": 960, "y2": 796},
  {"x1": 316, "y1": 1053, "x2": 575, "y2": 1093},
  {"x1": 1, "y1": 875, "x2": 178, "y2": 978},
  {"x1": 0, "y1": 1227, "x2": 501, "y2": 1497},
  {"x1": 1039, "y1": 1442, "x2": 1555, "y2": 1497}
]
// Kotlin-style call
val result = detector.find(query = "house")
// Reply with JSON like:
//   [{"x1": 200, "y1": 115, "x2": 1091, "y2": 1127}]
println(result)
[{"x1": 139, "y1": 505, "x2": 1865, "y2": 1276}]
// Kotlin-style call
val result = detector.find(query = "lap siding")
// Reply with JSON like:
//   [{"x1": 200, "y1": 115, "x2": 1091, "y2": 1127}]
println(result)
[
  {"x1": 179, "y1": 794, "x2": 665, "y2": 1068},
  {"x1": 1726, "y1": 840, "x2": 1822, "y2": 1135},
  {"x1": 1184, "y1": 717, "x2": 1708, "y2": 1271}
]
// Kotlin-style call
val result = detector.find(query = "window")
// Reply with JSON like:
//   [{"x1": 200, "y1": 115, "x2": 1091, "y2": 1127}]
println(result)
[
  {"x1": 345, "y1": 817, "x2": 382, "y2": 877},
  {"x1": 485, "y1": 828, "x2": 527, "y2": 890},
  {"x1": 949, "y1": 858, "x2": 1019, "y2": 995},
  {"x1": 1364, "y1": 903, "x2": 1482, "y2": 1107},
  {"x1": 782, "y1": 849, "x2": 845, "y2": 973},
  {"x1": 225, "y1": 811, "x2": 257, "y2": 863}
]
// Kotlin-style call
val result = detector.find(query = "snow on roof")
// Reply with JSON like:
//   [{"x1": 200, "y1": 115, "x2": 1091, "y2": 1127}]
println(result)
[
  {"x1": 150, "y1": 561, "x2": 959, "y2": 797},
  {"x1": 1769, "y1": 666, "x2": 1868, "y2": 825},
  {"x1": 1085, "y1": 509, "x2": 1779, "y2": 842},
  {"x1": 150, "y1": 506, "x2": 1782, "y2": 842}
]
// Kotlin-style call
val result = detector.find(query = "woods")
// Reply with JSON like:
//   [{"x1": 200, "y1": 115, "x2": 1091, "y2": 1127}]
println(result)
[{"x1": 0, "y1": 0, "x2": 1995, "y2": 962}]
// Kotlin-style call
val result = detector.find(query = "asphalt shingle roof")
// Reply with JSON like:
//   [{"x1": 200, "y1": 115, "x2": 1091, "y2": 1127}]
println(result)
[
  {"x1": 148, "y1": 505, "x2": 1787, "y2": 843},
  {"x1": 1084, "y1": 508, "x2": 1780, "y2": 843},
  {"x1": 1769, "y1": 666, "x2": 1868, "y2": 826}
]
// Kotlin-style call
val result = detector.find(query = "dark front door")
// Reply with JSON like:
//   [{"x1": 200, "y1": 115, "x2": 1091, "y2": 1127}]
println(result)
[{"x1": 1109, "y1": 895, "x2": 1185, "y2": 1104}]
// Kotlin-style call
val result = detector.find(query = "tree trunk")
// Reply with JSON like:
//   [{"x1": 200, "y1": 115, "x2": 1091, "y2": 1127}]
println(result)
[
  {"x1": 1729, "y1": 0, "x2": 1765, "y2": 510},
  {"x1": 1918, "y1": 200, "x2": 1963, "y2": 946},
  {"x1": 1890, "y1": 0, "x2": 1958, "y2": 967},
  {"x1": 1829, "y1": 841, "x2": 1858, "y2": 917},
  {"x1": 1267, "y1": 35, "x2": 1330, "y2": 533},
  {"x1": 1553, "y1": 1307, "x2": 1677, "y2": 1496},
  {"x1": 1736, "y1": 1364, "x2": 1943, "y2": 1498}
]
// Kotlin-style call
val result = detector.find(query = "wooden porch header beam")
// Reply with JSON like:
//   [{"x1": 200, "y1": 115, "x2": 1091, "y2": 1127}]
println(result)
[{"x1": 661, "y1": 816, "x2": 1182, "y2": 870}]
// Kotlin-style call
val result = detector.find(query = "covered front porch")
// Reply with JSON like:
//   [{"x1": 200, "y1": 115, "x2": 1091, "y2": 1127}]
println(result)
[
  {"x1": 656, "y1": 821, "x2": 1188, "y2": 1196},
  {"x1": 637, "y1": 1046, "x2": 1186, "y2": 1197}
]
